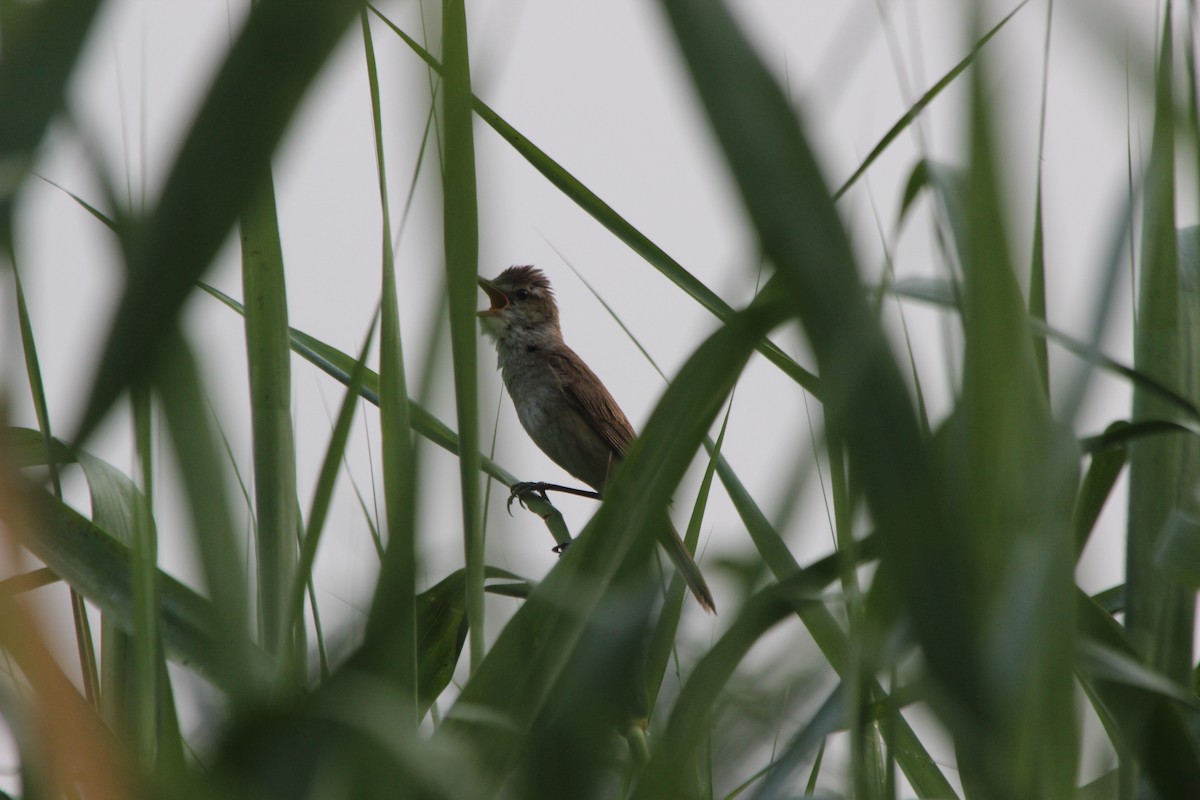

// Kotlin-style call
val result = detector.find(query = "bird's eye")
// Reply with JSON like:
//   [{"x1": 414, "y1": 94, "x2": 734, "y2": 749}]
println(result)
[{"x1": 515, "y1": 289, "x2": 530, "y2": 301}]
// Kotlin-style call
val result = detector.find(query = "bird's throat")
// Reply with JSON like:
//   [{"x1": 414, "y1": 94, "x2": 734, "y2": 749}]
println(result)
[{"x1": 478, "y1": 312, "x2": 507, "y2": 340}]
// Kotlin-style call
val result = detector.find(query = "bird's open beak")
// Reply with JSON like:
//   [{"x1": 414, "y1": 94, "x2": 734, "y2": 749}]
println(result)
[{"x1": 477, "y1": 277, "x2": 509, "y2": 316}]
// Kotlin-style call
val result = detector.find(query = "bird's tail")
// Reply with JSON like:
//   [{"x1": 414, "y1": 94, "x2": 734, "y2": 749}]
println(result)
[{"x1": 659, "y1": 522, "x2": 716, "y2": 614}]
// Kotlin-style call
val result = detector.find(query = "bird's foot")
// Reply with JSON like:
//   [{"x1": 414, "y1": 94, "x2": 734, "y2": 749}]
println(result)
[
  {"x1": 506, "y1": 481, "x2": 602, "y2": 515},
  {"x1": 507, "y1": 481, "x2": 552, "y2": 515}
]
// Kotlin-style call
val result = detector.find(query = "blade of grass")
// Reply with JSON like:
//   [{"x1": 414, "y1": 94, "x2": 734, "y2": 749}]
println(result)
[
  {"x1": 1074, "y1": 422, "x2": 1130, "y2": 559},
  {"x1": 829, "y1": 430, "x2": 880, "y2": 799},
  {"x1": 1187, "y1": 8, "x2": 1200, "y2": 252},
  {"x1": 889, "y1": 18, "x2": 1083, "y2": 792},
  {"x1": 749, "y1": 683, "x2": 846, "y2": 800},
  {"x1": 1027, "y1": 0, "x2": 1055, "y2": 396},
  {"x1": 414, "y1": 570, "x2": 471, "y2": 722},
  {"x1": 289, "y1": 314, "x2": 377, "y2": 649},
  {"x1": 805, "y1": 740, "x2": 827, "y2": 796},
  {"x1": 75, "y1": 446, "x2": 180, "y2": 765},
  {"x1": 1180, "y1": 225, "x2": 1200, "y2": 606},
  {"x1": 1126, "y1": 5, "x2": 1193, "y2": 693},
  {"x1": 644, "y1": 403, "x2": 730, "y2": 720},
  {"x1": 154, "y1": 332, "x2": 257, "y2": 703},
  {"x1": 441, "y1": 0, "x2": 486, "y2": 675},
  {"x1": 947, "y1": 11, "x2": 1078, "y2": 787},
  {"x1": 831, "y1": 0, "x2": 1030, "y2": 201},
  {"x1": 357, "y1": 9, "x2": 419, "y2": 727},
  {"x1": 32, "y1": 173, "x2": 119, "y2": 233},
  {"x1": 658, "y1": 0, "x2": 996, "y2": 792},
  {"x1": 129, "y1": 377, "x2": 182, "y2": 773},
  {"x1": 10, "y1": 257, "x2": 101, "y2": 709},
  {"x1": 516, "y1": 572, "x2": 659, "y2": 799},
  {"x1": 0, "y1": 568, "x2": 58, "y2": 595},
  {"x1": 240, "y1": 171, "x2": 300, "y2": 683},
  {"x1": 416, "y1": 567, "x2": 529, "y2": 719},
  {"x1": 1, "y1": 460, "x2": 267, "y2": 684}
]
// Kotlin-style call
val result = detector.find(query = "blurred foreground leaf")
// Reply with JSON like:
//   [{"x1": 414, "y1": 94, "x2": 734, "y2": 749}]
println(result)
[
  {"x1": 76, "y1": 0, "x2": 362, "y2": 444},
  {"x1": 6, "y1": 432, "x2": 265, "y2": 684},
  {"x1": 0, "y1": 0, "x2": 104, "y2": 242}
]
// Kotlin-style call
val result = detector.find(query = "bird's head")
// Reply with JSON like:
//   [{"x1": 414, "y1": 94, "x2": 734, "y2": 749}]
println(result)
[{"x1": 477, "y1": 265, "x2": 561, "y2": 343}]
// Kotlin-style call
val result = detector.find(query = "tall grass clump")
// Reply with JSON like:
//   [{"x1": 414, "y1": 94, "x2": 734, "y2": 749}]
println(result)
[{"x1": 0, "y1": 0, "x2": 1198, "y2": 798}]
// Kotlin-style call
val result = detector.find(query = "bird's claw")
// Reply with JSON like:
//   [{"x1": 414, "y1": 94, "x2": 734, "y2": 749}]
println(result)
[{"x1": 506, "y1": 481, "x2": 551, "y2": 515}]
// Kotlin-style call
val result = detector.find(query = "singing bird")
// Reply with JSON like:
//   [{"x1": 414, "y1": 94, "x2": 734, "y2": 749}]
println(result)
[{"x1": 477, "y1": 265, "x2": 715, "y2": 613}]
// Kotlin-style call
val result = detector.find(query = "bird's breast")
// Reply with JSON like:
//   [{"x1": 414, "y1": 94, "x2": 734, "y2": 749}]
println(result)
[{"x1": 499, "y1": 352, "x2": 612, "y2": 491}]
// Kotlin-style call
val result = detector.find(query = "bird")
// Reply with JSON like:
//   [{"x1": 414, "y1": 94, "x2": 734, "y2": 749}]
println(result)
[{"x1": 477, "y1": 265, "x2": 716, "y2": 614}]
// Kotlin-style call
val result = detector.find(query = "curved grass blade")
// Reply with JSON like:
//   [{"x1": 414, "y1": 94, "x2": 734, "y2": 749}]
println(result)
[
  {"x1": 1074, "y1": 421, "x2": 1129, "y2": 558},
  {"x1": 415, "y1": 570, "x2": 469, "y2": 722},
  {"x1": 831, "y1": 0, "x2": 1030, "y2": 201},
  {"x1": 410, "y1": 566, "x2": 531, "y2": 720},
  {"x1": 31, "y1": 173, "x2": 118, "y2": 233},
  {"x1": 749, "y1": 682, "x2": 846, "y2": 800},
  {"x1": 367, "y1": 3, "x2": 820, "y2": 398},
  {"x1": 900, "y1": 161, "x2": 971, "y2": 270},
  {"x1": 3, "y1": 464, "x2": 267, "y2": 684}
]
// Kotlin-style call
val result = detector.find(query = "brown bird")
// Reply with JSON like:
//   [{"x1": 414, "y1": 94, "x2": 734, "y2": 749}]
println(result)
[{"x1": 477, "y1": 265, "x2": 716, "y2": 613}]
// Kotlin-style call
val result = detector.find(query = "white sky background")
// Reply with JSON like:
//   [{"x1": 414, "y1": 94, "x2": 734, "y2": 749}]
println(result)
[{"x1": 0, "y1": 0, "x2": 1183, "y2": 791}]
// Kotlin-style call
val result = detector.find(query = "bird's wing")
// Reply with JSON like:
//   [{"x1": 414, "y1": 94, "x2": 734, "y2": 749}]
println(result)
[
  {"x1": 547, "y1": 351, "x2": 714, "y2": 612},
  {"x1": 546, "y1": 348, "x2": 637, "y2": 459}
]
